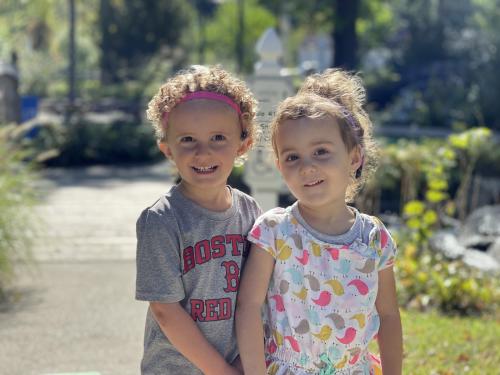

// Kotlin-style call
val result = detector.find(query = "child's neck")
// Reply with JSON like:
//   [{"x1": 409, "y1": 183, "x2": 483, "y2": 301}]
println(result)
[
  {"x1": 297, "y1": 202, "x2": 355, "y2": 237},
  {"x1": 179, "y1": 182, "x2": 232, "y2": 212}
]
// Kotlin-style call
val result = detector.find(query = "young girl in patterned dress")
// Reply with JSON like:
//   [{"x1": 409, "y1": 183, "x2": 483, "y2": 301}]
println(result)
[{"x1": 236, "y1": 69, "x2": 403, "y2": 375}]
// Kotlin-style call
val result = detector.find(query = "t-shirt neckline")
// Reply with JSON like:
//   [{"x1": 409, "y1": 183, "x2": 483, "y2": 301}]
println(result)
[{"x1": 289, "y1": 201, "x2": 362, "y2": 245}]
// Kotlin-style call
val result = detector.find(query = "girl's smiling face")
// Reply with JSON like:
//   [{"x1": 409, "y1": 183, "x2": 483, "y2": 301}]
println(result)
[
  {"x1": 159, "y1": 99, "x2": 250, "y2": 201},
  {"x1": 275, "y1": 116, "x2": 362, "y2": 211}
]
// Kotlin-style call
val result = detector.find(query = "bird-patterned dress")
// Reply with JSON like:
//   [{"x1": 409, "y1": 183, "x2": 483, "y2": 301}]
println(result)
[{"x1": 247, "y1": 203, "x2": 396, "y2": 375}]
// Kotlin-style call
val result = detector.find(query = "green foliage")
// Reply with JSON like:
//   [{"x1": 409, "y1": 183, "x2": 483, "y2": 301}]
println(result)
[
  {"x1": 392, "y1": 127, "x2": 497, "y2": 315},
  {"x1": 99, "y1": 0, "x2": 193, "y2": 83},
  {"x1": 396, "y1": 242, "x2": 500, "y2": 315},
  {"x1": 205, "y1": 0, "x2": 276, "y2": 72},
  {"x1": 0, "y1": 125, "x2": 37, "y2": 300},
  {"x1": 40, "y1": 116, "x2": 161, "y2": 166}
]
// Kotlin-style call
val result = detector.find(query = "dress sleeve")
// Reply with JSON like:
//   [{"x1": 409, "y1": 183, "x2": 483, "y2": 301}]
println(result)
[
  {"x1": 369, "y1": 216, "x2": 397, "y2": 271},
  {"x1": 135, "y1": 209, "x2": 186, "y2": 302},
  {"x1": 247, "y1": 212, "x2": 279, "y2": 259}
]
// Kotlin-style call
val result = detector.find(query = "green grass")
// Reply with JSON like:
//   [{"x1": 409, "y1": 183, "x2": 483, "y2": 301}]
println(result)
[{"x1": 372, "y1": 309, "x2": 500, "y2": 374}]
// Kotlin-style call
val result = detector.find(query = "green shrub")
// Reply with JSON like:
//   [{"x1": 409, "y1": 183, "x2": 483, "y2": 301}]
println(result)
[
  {"x1": 0, "y1": 125, "x2": 38, "y2": 301},
  {"x1": 28, "y1": 115, "x2": 162, "y2": 167},
  {"x1": 392, "y1": 128, "x2": 499, "y2": 315},
  {"x1": 396, "y1": 241, "x2": 500, "y2": 315}
]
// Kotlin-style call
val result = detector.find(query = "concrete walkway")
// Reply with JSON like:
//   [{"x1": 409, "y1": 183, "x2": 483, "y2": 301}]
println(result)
[{"x1": 0, "y1": 162, "x2": 174, "y2": 375}]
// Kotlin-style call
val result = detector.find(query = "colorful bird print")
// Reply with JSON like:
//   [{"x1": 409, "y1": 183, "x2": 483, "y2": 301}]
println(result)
[
  {"x1": 326, "y1": 246, "x2": 340, "y2": 260},
  {"x1": 293, "y1": 319, "x2": 310, "y2": 334},
  {"x1": 263, "y1": 217, "x2": 278, "y2": 227},
  {"x1": 275, "y1": 239, "x2": 292, "y2": 260},
  {"x1": 334, "y1": 259, "x2": 351, "y2": 274},
  {"x1": 335, "y1": 355, "x2": 348, "y2": 369},
  {"x1": 326, "y1": 312, "x2": 345, "y2": 330},
  {"x1": 312, "y1": 291, "x2": 332, "y2": 306},
  {"x1": 269, "y1": 294, "x2": 285, "y2": 312},
  {"x1": 249, "y1": 226, "x2": 260, "y2": 239},
  {"x1": 347, "y1": 279, "x2": 369, "y2": 295},
  {"x1": 324, "y1": 279, "x2": 344, "y2": 296},
  {"x1": 279, "y1": 279, "x2": 289, "y2": 294},
  {"x1": 312, "y1": 325, "x2": 333, "y2": 341},
  {"x1": 291, "y1": 233, "x2": 303, "y2": 249},
  {"x1": 380, "y1": 228, "x2": 389, "y2": 249},
  {"x1": 273, "y1": 329, "x2": 283, "y2": 346},
  {"x1": 293, "y1": 286, "x2": 308, "y2": 301},
  {"x1": 295, "y1": 249, "x2": 309, "y2": 265},
  {"x1": 311, "y1": 241, "x2": 322, "y2": 257},
  {"x1": 336, "y1": 327, "x2": 357, "y2": 345},
  {"x1": 356, "y1": 258, "x2": 375, "y2": 274},
  {"x1": 348, "y1": 347, "x2": 361, "y2": 366},
  {"x1": 305, "y1": 274, "x2": 320, "y2": 291},
  {"x1": 307, "y1": 308, "x2": 321, "y2": 326},
  {"x1": 278, "y1": 316, "x2": 289, "y2": 330},
  {"x1": 350, "y1": 313, "x2": 366, "y2": 328},
  {"x1": 267, "y1": 340, "x2": 277, "y2": 354},
  {"x1": 284, "y1": 268, "x2": 304, "y2": 284},
  {"x1": 284, "y1": 335, "x2": 301, "y2": 352}
]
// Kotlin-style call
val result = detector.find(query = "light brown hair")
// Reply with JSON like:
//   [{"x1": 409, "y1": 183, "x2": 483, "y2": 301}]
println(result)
[{"x1": 270, "y1": 69, "x2": 378, "y2": 202}]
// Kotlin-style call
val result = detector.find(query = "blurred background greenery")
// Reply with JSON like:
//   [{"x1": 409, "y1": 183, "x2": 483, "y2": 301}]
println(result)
[{"x1": 1, "y1": 1, "x2": 499, "y2": 373}]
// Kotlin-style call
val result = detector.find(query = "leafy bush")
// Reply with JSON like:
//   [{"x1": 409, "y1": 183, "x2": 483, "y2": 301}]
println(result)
[
  {"x1": 396, "y1": 241, "x2": 500, "y2": 315},
  {"x1": 392, "y1": 128, "x2": 499, "y2": 315},
  {"x1": 0, "y1": 125, "x2": 38, "y2": 301},
  {"x1": 27, "y1": 115, "x2": 161, "y2": 167}
]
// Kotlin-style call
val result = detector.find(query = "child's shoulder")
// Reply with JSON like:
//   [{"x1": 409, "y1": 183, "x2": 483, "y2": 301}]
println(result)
[
  {"x1": 356, "y1": 211, "x2": 395, "y2": 250},
  {"x1": 254, "y1": 206, "x2": 289, "y2": 226},
  {"x1": 230, "y1": 187, "x2": 263, "y2": 214}
]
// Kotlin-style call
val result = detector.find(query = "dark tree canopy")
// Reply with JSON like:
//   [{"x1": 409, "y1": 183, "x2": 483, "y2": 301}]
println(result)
[{"x1": 99, "y1": 0, "x2": 192, "y2": 84}]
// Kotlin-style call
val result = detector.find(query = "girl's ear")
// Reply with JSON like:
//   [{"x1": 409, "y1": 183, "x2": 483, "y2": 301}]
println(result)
[
  {"x1": 350, "y1": 145, "x2": 363, "y2": 171},
  {"x1": 237, "y1": 136, "x2": 252, "y2": 156},
  {"x1": 158, "y1": 141, "x2": 173, "y2": 159}
]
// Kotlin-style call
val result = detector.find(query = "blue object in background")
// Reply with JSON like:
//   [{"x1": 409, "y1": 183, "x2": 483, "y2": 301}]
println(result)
[
  {"x1": 21, "y1": 95, "x2": 39, "y2": 138},
  {"x1": 21, "y1": 95, "x2": 38, "y2": 122}
]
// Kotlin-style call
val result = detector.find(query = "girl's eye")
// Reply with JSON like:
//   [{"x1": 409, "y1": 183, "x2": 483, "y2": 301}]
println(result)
[
  {"x1": 315, "y1": 148, "x2": 329, "y2": 156},
  {"x1": 285, "y1": 154, "x2": 299, "y2": 162},
  {"x1": 212, "y1": 134, "x2": 226, "y2": 141},
  {"x1": 180, "y1": 136, "x2": 194, "y2": 143}
]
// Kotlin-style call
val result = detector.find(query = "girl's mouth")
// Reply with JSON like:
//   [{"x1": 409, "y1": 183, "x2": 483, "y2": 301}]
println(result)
[
  {"x1": 192, "y1": 165, "x2": 217, "y2": 174},
  {"x1": 304, "y1": 179, "x2": 324, "y2": 187}
]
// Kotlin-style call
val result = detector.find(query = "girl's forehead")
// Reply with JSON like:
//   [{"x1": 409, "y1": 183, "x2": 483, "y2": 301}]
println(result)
[
  {"x1": 173, "y1": 99, "x2": 239, "y2": 118},
  {"x1": 280, "y1": 116, "x2": 339, "y2": 131},
  {"x1": 167, "y1": 100, "x2": 240, "y2": 133}
]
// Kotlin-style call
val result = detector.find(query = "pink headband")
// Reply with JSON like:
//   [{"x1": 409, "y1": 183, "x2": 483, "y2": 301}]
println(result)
[{"x1": 162, "y1": 91, "x2": 242, "y2": 126}]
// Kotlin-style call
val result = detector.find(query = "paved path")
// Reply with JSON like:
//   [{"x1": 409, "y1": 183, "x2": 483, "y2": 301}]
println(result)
[{"x1": 0, "y1": 162, "x2": 174, "y2": 375}]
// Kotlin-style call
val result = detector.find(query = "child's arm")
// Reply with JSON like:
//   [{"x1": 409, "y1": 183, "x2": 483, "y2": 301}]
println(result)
[
  {"x1": 235, "y1": 244, "x2": 275, "y2": 375},
  {"x1": 150, "y1": 301, "x2": 241, "y2": 375},
  {"x1": 375, "y1": 266, "x2": 403, "y2": 375}
]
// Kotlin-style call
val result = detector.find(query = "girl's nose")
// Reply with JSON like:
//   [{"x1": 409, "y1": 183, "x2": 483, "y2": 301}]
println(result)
[
  {"x1": 299, "y1": 158, "x2": 317, "y2": 174},
  {"x1": 195, "y1": 142, "x2": 211, "y2": 156}
]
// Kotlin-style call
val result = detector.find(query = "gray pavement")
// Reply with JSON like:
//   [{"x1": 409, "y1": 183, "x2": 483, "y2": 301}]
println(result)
[{"x1": 0, "y1": 161, "x2": 174, "y2": 375}]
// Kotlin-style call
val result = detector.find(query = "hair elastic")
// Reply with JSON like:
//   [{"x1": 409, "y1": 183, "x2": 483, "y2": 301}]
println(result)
[{"x1": 338, "y1": 106, "x2": 365, "y2": 178}]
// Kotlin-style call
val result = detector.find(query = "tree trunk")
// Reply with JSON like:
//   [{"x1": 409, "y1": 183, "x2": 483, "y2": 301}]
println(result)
[{"x1": 332, "y1": 0, "x2": 359, "y2": 69}]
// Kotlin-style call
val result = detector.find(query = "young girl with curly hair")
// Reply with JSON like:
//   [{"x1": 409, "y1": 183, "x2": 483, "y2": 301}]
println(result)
[
  {"x1": 236, "y1": 69, "x2": 403, "y2": 375},
  {"x1": 136, "y1": 65, "x2": 262, "y2": 374}
]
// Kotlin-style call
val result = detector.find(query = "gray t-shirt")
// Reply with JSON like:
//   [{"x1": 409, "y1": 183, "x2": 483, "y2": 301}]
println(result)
[{"x1": 136, "y1": 184, "x2": 261, "y2": 374}]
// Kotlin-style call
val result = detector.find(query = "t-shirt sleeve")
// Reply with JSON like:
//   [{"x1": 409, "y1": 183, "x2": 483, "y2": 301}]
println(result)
[
  {"x1": 369, "y1": 217, "x2": 397, "y2": 271},
  {"x1": 247, "y1": 213, "x2": 278, "y2": 259},
  {"x1": 135, "y1": 208, "x2": 185, "y2": 302}
]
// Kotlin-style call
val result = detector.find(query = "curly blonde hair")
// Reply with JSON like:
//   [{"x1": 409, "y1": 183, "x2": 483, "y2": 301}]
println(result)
[
  {"x1": 270, "y1": 69, "x2": 378, "y2": 202},
  {"x1": 147, "y1": 65, "x2": 258, "y2": 154}
]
